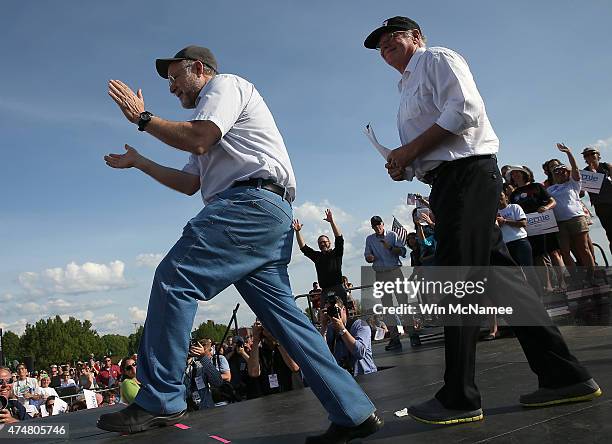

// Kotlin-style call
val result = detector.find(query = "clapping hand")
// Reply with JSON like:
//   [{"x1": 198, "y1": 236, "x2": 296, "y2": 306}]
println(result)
[
  {"x1": 108, "y1": 80, "x2": 145, "y2": 124},
  {"x1": 104, "y1": 144, "x2": 142, "y2": 169}
]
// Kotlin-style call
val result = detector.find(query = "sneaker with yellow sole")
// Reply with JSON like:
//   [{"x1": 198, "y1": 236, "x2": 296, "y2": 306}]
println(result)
[
  {"x1": 520, "y1": 378, "x2": 602, "y2": 407},
  {"x1": 407, "y1": 398, "x2": 484, "y2": 425}
]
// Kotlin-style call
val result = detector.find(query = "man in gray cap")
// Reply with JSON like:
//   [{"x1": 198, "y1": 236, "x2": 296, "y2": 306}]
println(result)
[
  {"x1": 97, "y1": 45, "x2": 383, "y2": 442},
  {"x1": 364, "y1": 17, "x2": 601, "y2": 425}
]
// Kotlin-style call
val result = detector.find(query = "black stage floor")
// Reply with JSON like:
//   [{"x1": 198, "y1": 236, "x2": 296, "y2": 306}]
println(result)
[{"x1": 12, "y1": 326, "x2": 611, "y2": 444}]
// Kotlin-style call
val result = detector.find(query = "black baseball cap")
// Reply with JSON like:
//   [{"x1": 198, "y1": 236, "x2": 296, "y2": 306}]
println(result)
[
  {"x1": 364, "y1": 16, "x2": 421, "y2": 49},
  {"x1": 371, "y1": 216, "x2": 383, "y2": 225},
  {"x1": 155, "y1": 45, "x2": 218, "y2": 79}
]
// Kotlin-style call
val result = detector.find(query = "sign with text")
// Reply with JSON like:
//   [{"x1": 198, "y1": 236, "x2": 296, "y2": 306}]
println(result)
[
  {"x1": 83, "y1": 389, "x2": 99, "y2": 409},
  {"x1": 580, "y1": 170, "x2": 605, "y2": 193},
  {"x1": 525, "y1": 209, "x2": 558, "y2": 236}
]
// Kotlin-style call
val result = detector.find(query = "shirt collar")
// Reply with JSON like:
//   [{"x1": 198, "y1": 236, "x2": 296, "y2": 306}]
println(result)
[{"x1": 398, "y1": 46, "x2": 427, "y2": 92}]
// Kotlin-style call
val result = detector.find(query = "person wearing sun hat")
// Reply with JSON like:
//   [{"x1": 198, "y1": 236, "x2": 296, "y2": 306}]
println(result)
[
  {"x1": 364, "y1": 15, "x2": 601, "y2": 426},
  {"x1": 582, "y1": 146, "x2": 612, "y2": 251}
]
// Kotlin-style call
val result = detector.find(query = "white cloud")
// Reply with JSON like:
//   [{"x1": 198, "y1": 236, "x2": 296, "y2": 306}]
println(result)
[
  {"x1": 391, "y1": 203, "x2": 416, "y2": 231},
  {"x1": 591, "y1": 135, "x2": 612, "y2": 150},
  {"x1": 135, "y1": 253, "x2": 164, "y2": 269},
  {"x1": 14, "y1": 302, "x2": 42, "y2": 315},
  {"x1": 0, "y1": 293, "x2": 14, "y2": 302},
  {"x1": 0, "y1": 318, "x2": 29, "y2": 335},
  {"x1": 294, "y1": 201, "x2": 351, "y2": 224},
  {"x1": 128, "y1": 306, "x2": 147, "y2": 323},
  {"x1": 18, "y1": 261, "x2": 130, "y2": 295},
  {"x1": 92, "y1": 313, "x2": 123, "y2": 333}
]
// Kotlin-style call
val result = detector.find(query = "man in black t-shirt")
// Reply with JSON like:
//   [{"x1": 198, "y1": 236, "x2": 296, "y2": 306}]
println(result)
[
  {"x1": 583, "y1": 147, "x2": 612, "y2": 252},
  {"x1": 292, "y1": 209, "x2": 348, "y2": 305}
]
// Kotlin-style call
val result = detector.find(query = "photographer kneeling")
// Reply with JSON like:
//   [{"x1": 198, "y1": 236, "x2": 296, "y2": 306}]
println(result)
[
  {"x1": 0, "y1": 366, "x2": 27, "y2": 424},
  {"x1": 321, "y1": 298, "x2": 377, "y2": 376}
]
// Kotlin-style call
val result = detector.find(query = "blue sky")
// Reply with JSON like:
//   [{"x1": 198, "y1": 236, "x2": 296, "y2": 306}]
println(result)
[{"x1": 2, "y1": 1, "x2": 611, "y2": 336}]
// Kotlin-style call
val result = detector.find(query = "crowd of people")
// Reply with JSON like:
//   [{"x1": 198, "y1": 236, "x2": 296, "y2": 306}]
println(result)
[{"x1": 0, "y1": 355, "x2": 135, "y2": 423}]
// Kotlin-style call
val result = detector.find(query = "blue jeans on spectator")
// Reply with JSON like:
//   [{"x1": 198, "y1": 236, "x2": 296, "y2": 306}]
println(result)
[{"x1": 134, "y1": 185, "x2": 375, "y2": 427}]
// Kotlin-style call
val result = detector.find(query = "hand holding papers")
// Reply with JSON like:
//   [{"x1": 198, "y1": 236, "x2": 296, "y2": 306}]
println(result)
[{"x1": 364, "y1": 123, "x2": 415, "y2": 181}]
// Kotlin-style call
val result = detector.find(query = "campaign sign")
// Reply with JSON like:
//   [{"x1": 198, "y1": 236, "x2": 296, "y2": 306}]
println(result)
[
  {"x1": 580, "y1": 170, "x2": 605, "y2": 194},
  {"x1": 525, "y1": 209, "x2": 559, "y2": 236}
]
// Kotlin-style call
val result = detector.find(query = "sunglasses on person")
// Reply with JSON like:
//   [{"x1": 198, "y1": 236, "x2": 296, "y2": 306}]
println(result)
[
  {"x1": 0, "y1": 378, "x2": 14, "y2": 386},
  {"x1": 124, "y1": 364, "x2": 137, "y2": 371}
]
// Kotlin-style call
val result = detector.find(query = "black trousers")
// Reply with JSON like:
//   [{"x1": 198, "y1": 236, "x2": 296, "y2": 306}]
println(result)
[
  {"x1": 594, "y1": 203, "x2": 612, "y2": 254},
  {"x1": 428, "y1": 155, "x2": 591, "y2": 410}
]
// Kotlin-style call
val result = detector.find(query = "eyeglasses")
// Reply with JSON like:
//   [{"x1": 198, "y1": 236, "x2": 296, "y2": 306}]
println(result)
[
  {"x1": 0, "y1": 378, "x2": 14, "y2": 386},
  {"x1": 125, "y1": 364, "x2": 137, "y2": 371},
  {"x1": 376, "y1": 31, "x2": 411, "y2": 50},
  {"x1": 168, "y1": 61, "x2": 215, "y2": 86}
]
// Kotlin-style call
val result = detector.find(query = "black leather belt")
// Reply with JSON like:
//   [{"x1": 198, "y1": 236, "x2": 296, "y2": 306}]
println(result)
[
  {"x1": 423, "y1": 154, "x2": 497, "y2": 185},
  {"x1": 231, "y1": 178, "x2": 292, "y2": 203}
]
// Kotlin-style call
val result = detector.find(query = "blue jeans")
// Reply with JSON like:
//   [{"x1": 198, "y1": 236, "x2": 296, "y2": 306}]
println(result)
[{"x1": 135, "y1": 186, "x2": 375, "y2": 426}]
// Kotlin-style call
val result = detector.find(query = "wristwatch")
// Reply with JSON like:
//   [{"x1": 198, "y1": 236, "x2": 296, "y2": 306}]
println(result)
[
  {"x1": 339, "y1": 328, "x2": 347, "y2": 336},
  {"x1": 137, "y1": 111, "x2": 154, "y2": 131}
]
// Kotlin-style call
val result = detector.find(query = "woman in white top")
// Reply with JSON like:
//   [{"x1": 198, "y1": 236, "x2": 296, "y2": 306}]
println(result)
[
  {"x1": 497, "y1": 192, "x2": 532, "y2": 266},
  {"x1": 547, "y1": 144, "x2": 595, "y2": 277}
]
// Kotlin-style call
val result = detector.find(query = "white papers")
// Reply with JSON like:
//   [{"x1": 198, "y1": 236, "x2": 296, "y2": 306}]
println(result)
[
  {"x1": 268, "y1": 374, "x2": 279, "y2": 389},
  {"x1": 525, "y1": 210, "x2": 559, "y2": 236},
  {"x1": 364, "y1": 123, "x2": 415, "y2": 181},
  {"x1": 374, "y1": 327, "x2": 386, "y2": 341},
  {"x1": 580, "y1": 170, "x2": 605, "y2": 194},
  {"x1": 195, "y1": 375, "x2": 205, "y2": 391},
  {"x1": 394, "y1": 408, "x2": 409, "y2": 417},
  {"x1": 83, "y1": 389, "x2": 98, "y2": 409}
]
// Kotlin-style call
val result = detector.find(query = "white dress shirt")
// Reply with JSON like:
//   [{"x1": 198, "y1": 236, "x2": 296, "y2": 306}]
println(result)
[
  {"x1": 183, "y1": 74, "x2": 297, "y2": 203},
  {"x1": 397, "y1": 46, "x2": 499, "y2": 182}
]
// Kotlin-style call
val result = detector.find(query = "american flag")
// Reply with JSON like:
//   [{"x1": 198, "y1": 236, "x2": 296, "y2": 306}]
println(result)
[{"x1": 392, "y1": 217, "x2": 408, "y2": 246}]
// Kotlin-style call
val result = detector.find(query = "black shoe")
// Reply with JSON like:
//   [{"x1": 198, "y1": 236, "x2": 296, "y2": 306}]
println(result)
[
  {"x1": 96, "y1": 403, "x2": 186, "y2": 434},
  {"x1": 385, "y1": 338, "x2": 402, "y2": 351},
  {"x1": 304, "y1": 412, "x2": 384, "y2": 443},
  {"x1": 407, "y1": 398, "x2": 483, "y2": 425},
  {"x1": 520, "y1": 378, "x2": 602, "y2": 407}
]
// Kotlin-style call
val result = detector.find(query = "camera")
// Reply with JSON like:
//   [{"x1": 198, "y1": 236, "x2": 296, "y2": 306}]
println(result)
[
  {"x1": 0, "y1": 395, "x2": 8, "y2": 411},
  {"x1": 326, "y1": 303, "x2": 341, "y2": 319}
]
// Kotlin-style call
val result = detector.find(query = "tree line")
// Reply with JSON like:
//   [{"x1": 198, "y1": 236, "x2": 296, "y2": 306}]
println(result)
[{"x1": 1, "y1": 316, "x2": 229, "y2": 369}]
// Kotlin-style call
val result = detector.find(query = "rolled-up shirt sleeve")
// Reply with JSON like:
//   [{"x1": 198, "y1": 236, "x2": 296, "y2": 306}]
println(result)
[
  {"x1": 429, "y1": 50, "x2": 484, "y2": 135},
  {"x1": 190, "y1": 75, "x2": 249, "y2": 138},
  {"x1": 351, "y1": 322, "x2": 371, "y2": 359}
]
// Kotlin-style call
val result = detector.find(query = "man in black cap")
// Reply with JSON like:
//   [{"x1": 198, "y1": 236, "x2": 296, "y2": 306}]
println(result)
[
  {"x1": 364, "y1": 17, "x2": 601, "y2": 425},
  {"x1": 582, "y1": 146, "x2": 612, "y2": 251},
  {"x1": 97, "y1": 45, "x2": 382, "y2": 442},
  {"x1": 364, "y1": 216, "x2": 407, "y2": 351}
]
